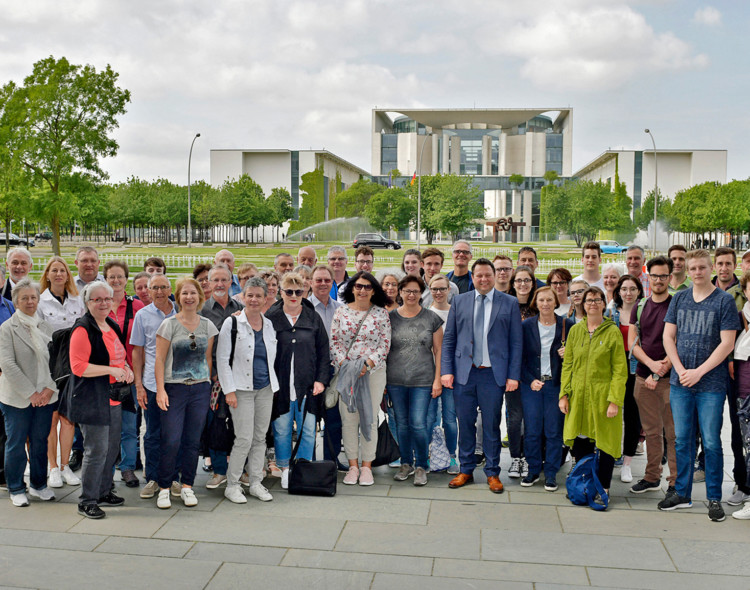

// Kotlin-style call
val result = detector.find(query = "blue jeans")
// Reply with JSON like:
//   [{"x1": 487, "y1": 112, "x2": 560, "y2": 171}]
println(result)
[
  {"x1": 388, "y1": 385, "x2": 432, "y2": 469},
  {"x1": 0, "y1": 402, "x2": 54, "y2": 494},
  {"x1": 158, "y1": 382, "x2": 210, "y2": 489},
  {"x1": 670, "y1": 385, "x2": 725, "y2": 501},
  {"x1": 520, "y1": 382, "x2": 562, "y2": 479},
  {"x1": 427, "y1": 388, "x2": 458, "y2": 456},
  {"x1": 454, "y1": 367, "x2": 505, "y2": 477},
  {"x1": 119, "y1": 386, "x2": 138, "y2": 471},
  {"x1": 205, "y1": 408, "x2": 228, "y2": 475},
  {"x1": 273, "y1": 398, "x2": 316, "y2": 469}
]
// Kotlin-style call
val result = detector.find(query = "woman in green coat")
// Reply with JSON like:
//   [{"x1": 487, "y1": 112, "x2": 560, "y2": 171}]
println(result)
[{"x1": 559, "y1": 286, "x2": 627, "y2": 496}]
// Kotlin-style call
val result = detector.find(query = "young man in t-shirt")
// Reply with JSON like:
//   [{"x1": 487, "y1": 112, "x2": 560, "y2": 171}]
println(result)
[
  {"x1": 660, "y1": 249, "x2": 740, "y2": 521},
  {"x1": 573, "y1": 241, "x2": 604, "y2": 290},
  {"x1": 628, "y1": 256, "x2": 677, "y2": 495},
  {"x1": 668, "y1": 245, "x2": 691, "y2": 294}
]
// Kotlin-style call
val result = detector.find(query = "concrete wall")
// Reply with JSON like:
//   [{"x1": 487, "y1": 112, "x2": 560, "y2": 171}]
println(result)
[
  {"x1": 210, "y1": 151, "x2": 244, "y2": 187},
  {"x1": 241, "y1": 152, "x2": 292, "y2": 195}
]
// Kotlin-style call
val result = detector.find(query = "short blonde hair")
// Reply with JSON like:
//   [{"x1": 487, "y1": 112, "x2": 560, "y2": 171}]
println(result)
[
  {"x1": 174, "y1": 277, "x2": 205, "y2": 310},
  {"x1": 280, "y1": 272, "x2": 305, "y2": 290}
]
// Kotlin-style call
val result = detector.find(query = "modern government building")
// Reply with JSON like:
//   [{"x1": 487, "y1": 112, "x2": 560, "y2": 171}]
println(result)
[{"x1": 209, "y1": 108, "x2": 726, "y2": 242}]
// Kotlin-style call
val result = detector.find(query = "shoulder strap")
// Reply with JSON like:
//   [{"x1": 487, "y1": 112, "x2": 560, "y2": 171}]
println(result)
[
  {"x1": 228, "y1": 316, "x2": 238, "y2": 368},
  {"x1": 561, "y1": 317, "x2": 567, "y2": 343},
  {"x1": 587, "y1": 452, "x2": 609, "y2": 511},
  {"x1": 344, "y1": 306, "x2": 372, "y2": 361},
  {"x1": 118, "y1": 296, "x2": 134, "y2": 347}
]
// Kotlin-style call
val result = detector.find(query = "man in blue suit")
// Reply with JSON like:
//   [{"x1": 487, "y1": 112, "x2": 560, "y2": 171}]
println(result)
[{"x1": 441, "y1": 258, "x2": 523, "y2": 493}]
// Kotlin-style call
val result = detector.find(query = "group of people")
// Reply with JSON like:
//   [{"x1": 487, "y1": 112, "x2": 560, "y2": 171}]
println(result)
[{"x1": 1, "y1": 238, "x2": 749, "y2": 524}]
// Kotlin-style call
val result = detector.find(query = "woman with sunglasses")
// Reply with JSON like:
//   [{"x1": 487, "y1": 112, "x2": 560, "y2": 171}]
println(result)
[
  {"x1": 331, "y1": 271, "x2": 391, "y2": 486},
  {"x1": 559, "y1": 286, "x2": 628, "y2": 507},
  {"x1": 153, "y1": 277, "x2": 218, "y2": 509},
  {"x1": 265, "y1": 272, "x2": 330, "y2": 489}
]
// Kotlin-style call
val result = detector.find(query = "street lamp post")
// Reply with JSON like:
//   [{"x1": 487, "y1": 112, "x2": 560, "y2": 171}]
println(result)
[
  {"x1": 187, "y1": 133, "x2": 201, "y2": 246},
  {"x1": 644, "y1": 129, "x2": 658, "y2": 253},
  {"x1": 416, "y1": 134, "x2": 429, "y2": 249}
]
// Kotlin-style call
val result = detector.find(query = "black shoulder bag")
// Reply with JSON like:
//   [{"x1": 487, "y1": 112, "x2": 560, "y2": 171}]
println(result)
[{"x1": 288, "y1": 410, "x2": 337, "y2": 497}]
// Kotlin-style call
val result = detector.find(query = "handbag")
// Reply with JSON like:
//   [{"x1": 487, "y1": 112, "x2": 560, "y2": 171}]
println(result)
[
  {"x1": 288, "y1": 411, "x2": 337, "y2": 496},
  {"x1": 372, "y1": 415, "x2": 401, "y2": 467},
  {"x1": 565, "y1": 452, "x2": 609, "y2": 511},
  {"x1": 324, "y1": 306, "x2": 372, "y2": 409},
  {"x1": 429, "y1": 426, "x2": 451, "y2": 472},
  {"x1": 207, "y1": 388, "x2": 235, "y2": 454}
]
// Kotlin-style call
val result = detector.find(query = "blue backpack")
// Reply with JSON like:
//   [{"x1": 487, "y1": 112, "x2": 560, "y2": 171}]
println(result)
[{"x1": 565, "y1": 453, "x2": 609, "y2": 511}]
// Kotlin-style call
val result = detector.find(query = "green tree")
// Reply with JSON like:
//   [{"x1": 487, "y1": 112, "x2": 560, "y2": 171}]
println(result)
[
  {"x1": 634, "y1": 189, "x2": 670, "y2": 231},
  {"x1": 335, "y1": 178, "x2": 386, "y2": 218},
  {"x1": 405, "y1": 174, "x2": 443, "y2": 244},
  {"x1": 266, "y1": 187, "x2": 294, "y2": 241},
  {"x1": 6, "y1": 56, "x2": 130, "y2": 254},
  {"x1": 289, "y1": 167, "x2": 325, "y2": 233},
  {"x1": 426, "y1": 174, "x2": 485, "y2": 241},
  {"x1": 191, "y1": 180, "x2": 223, "y2": 242},
  {"x1": 541, "y1": 179, "x2": 622, "y2": 247},
  {"x1": 222, "y1": 174, "x2": 265, "y2": 242},
  {"x1": 363, "y1": 187, "x2": 414, "y2": 234}
]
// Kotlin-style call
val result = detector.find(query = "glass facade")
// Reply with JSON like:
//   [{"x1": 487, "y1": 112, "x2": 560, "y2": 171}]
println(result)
[
  {"x1": 442, "y1": 128, "x2": 503, "y2": 175},
  {"x1": 380, "y1": 133, "x2": 398, "y2": 176},
  {"x1": 546, "y1": 133, "x2": 563, "y2": 175},
  {"x1": 633, "y1": 151, "x2": 643, "y2": 210},
  {"x1": 291, "y1": 151, "x2": 300, "y2": 219},
  {"x1": 393, "y1": 116, "x2": 427, "y2": 134}
]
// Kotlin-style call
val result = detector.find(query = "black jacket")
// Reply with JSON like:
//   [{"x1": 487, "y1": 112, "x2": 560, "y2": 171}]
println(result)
[
  {"x1": 62, "y1": 312, "x2": 122, "y2": 426},
  {"x1": 520, "y1": 315, "x2": 575, "y2": 387},
  {"x1": 265, "y1": 298, "x2": 330, "y2": 421}
]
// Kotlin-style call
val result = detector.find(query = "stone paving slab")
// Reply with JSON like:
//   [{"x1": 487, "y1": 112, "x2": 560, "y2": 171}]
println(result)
[
  {"x1": 281, "y1": 548, "x2": 433, "y2": 576},
  {"x1": 336, "y1": 521, "x2": 480, "y2": 559},
  {"x1": 587, "y1": 566, "x2": 750, "y2": 589},
  {"x1": 0, "y1": 500, "x2": 84, "y2": 532},
  {"x1": 184, "y1": 542, "x2": 286, "y2": 565},
  {"x1": 67, "y1": 505, "x2": 176, "y2": 537},
  {"x1": 433, "y1": 558, "x2": 590, "y2": 586},
  {"x1": 662, "y1": 538, "x2": 750, "y2": 576},
  {"x1": 205, "y1": 563, "x2": 374, "y2": 589},
  {"x1": 0, "y1": 527, "x2": 105, "y2": 551},
  {"x1": 94, "y1": 536, "x2": 194, "y2": 558},
  {"x1": 0, "y1": 545, "x2": 220, "y2": 590},
  {"x1": 481, "y1": 529, "x2": 675, "y2": 571},
  {"x1": 372, "y1": 572, "x2": 532, "y2": 589},
  {"x1": 428, "y1": 499, "x2": 563, "y2": 532},
  {"x1": 387, "y1": 481, "x2": 511, "y2": 503}
]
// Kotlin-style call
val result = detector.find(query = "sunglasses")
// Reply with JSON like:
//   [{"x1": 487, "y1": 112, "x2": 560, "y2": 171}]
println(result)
[
  {"x1": 282, "y1": 289, "x2": 304, "y2": 297},
  {"x1": 353, "y1": 283, "x2": 373, "y2": 291},
  {"x1": 189, "y1": 332, "x2": 197, "y2": 351}
]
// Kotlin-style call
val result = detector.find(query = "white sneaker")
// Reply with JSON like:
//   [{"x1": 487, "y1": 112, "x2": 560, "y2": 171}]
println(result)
[
  {"x1": 157, "y1": 488, "x2": 171, "y2": 509},
  {"x1": 28, "y1": 487, "x2": 56, "y2": 501},
  {"x1": 180, "y1": 487, "x2": 198, "y2": 507},
  {"x1": 281, "y1": 469, "x2": 289, "y2": 490},
  {"x1": 520, "y1": 458, "x2": 529, "y2": 477},
  {"x1": 224, "y1": 486, "x2": 247, "y2": 504},
  {"x1": 61, "y1": 465, "x2": 81, "y2": 486},
  {"x1": 732, "y1": 502, "x2": 750, "y2": 520},
  {"x1": 248, "y1": 483, "x2": 273, "y2": 502},
  {"x1": 48, "y1": 467, "x2": 63, "y2": 488},
  {"x1": 11, "y1": 492, "x2": 29, "y2": 507},
  {"x1": 727, "y1": 487, "x2": 750, "y2": 506},
  {"x1": 508, "y1": 458, "x2": 521, "y2": 478},
  {"x1": 620, "y1": 465, "x2": 633, "y2": 483}
]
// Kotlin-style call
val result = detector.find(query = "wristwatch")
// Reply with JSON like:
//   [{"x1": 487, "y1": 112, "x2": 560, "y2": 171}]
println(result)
[{"x1": 651, "y1": 373, "x2": 660, "y2": 382}]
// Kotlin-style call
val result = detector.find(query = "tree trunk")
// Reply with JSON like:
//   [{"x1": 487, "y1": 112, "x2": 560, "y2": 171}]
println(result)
[{"x1": 51, "y1": 213, "x2": 61, "y2": 256}]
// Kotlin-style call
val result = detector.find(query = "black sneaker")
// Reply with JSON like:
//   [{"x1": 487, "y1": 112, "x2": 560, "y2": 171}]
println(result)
[
  {"x1": 544, "y1": 478, "x2": 558, "y2": 492},
  {"x1": 78, "y1": 503, "x2": 106, "y2": 519},
  {"x1": 630, "y1": 479, "x2": 661, "y2": 494},
  {"x1": 658, "y1": 493, "x2": 692, "y2": 511},
  {"x1": 520, "y1": 473, "x2": 540, "y2": 487},
  {"x1": 665, "y1": 485, "x2": 677, "y2": 498},
  {"x1": 707, "y1": 500, "x2": 725, "y2": 522},
  {"x1": 69, "y1": 449, "x2": 83, "y2": 472},
  {"x1": 97, "y1": 492, "x2": 125, "y2": 506},
  {"x1": 474, "y1": 453, "x2": 486, "y2": 467}
]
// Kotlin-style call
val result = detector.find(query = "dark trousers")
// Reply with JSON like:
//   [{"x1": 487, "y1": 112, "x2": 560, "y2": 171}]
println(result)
[
  {"x1": 520, "y1": 382, "x2": 562, "y2": 479},
  {"x1": 0, "y1": 402, "x2": 54, "y2": 494},
  {"x1": 0, "y1": 406, "x2": 6, "y2": 486},
  {"x1": 571, "y1": 437, "x2": 615, "y2": 489},
  {"x1": 505, "y1": 388, "x2": 524, "y2": 458},
  {"x1": 158, "y1": 382, "x2": 210, "y2": 489},
  {"x1": 72, "y1": 423, "x2": 84, "y2": 452},
  {"x1": 323, "y1": 404, "x2": 343, "y2": 463},
  {"x1": 455, "y1": 366, "x2": 504, "y2": 477},
  {"x1": 79, "y1": 405, "x2": 122, "y2": 505},
  {"x1": 623, "y1": 373, "x2": 642, "y2": 457},
  {"x1": 728, "y1": 386, "x2": 750, "y2": 492}
]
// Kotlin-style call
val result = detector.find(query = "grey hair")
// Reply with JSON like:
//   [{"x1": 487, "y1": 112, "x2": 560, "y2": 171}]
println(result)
[
  {"x1": 243, "y1": 276, "x2": 268, "y2": 296},
  {"x1": 0, "y1": 265, "x2": 5, "y2": 281},
  {"x1": 294, "y1": 265, "x2": 312, "y2": 277},
  {"x1": 10, "y1": 278, "x2": 40, "y2": 307},
  {"x1": 601, "y1": 263, "x2": 623, "y2": 277},
  {"x1": 147, "y1": 273, "x2": 171, "y2": 288},
  {"x1": 627, "y1": 245, "x2": 645, "y2": 257},
  {"x1": 327, "y1": 245, "x2": 347, "y2": 260},
  {"x1": 375, "y1": 267, "x2": 405, "y2": 284},
  {"x1": 208, "y1": 263, "x2": 232, "y2": 281},
  {"x1": 82, "y1": 280, "x2": 114, "y2": 303},
  {"x1": 452, "y1": 240, "x2": 472, "y2": 253},
  {"x1": 6, "y1": 247, "x2": 32, "y2": 264}
]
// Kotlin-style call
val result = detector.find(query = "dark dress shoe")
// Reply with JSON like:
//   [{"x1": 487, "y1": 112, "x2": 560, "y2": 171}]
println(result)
[
  {"x1": 69, "y1": 450, "x2": 83, "y2": 472},
  {"x1": 487, "y1": 476, "x2": 504, "y2": 494},
  {"x1": 98, "y1": 492, "x2": 125, "y2": 506},
  {"x1": 448, "y1": 473, "x2": 475, "y2": 488},
  {"x1": 78, "y1": 503, "x2": 106, "y2": 519},
  {"x1": 121, "y1": 470, "x2": 140, "y2": 488}
]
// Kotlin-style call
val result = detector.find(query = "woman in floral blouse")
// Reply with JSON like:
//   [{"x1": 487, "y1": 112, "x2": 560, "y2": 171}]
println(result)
[{"x1": 330, "y1": 271, "x2": 391, "y2": 486}]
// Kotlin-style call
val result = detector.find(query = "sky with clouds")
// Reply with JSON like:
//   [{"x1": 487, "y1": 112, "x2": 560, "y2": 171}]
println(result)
[{"x1": 2, "y1": 0, "x2": 747, "y2": 186}]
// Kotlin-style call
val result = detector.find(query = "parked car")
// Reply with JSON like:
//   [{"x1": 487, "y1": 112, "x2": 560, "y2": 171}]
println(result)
[
  {"x1": 352, "y1": 233, "x2": 401, "y2": 250},
  {"x1": 0, "y1": 233, "x2": 35, "y2": 247},
  {"x1": 599, "y1": 240, "x2": 628, "y2": 254},
  {"x1": 35, "y1": 231, "x2": 53, "y2": 241}
]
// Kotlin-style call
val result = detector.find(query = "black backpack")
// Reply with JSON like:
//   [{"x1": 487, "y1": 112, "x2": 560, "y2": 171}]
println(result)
[
  {"x1": 206, "y1": 317, "x2": 239, "y2": 453},
  {"x1": 48, "y1": 327, "x2": 74, "y2": 391}
]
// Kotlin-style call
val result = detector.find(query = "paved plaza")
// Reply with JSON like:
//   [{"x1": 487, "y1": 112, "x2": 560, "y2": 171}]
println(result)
[{"x1": 1, "y1": 411, "x2": 748, "y2": 590}]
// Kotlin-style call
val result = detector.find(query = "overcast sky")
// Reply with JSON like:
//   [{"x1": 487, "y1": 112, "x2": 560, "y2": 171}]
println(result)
[{"x1": 2, "y1": 1, "x2": 747, "y2": 187}]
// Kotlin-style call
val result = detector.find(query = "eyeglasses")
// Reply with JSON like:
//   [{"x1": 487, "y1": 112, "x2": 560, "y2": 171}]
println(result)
[
  {"x1": 328, "y1": 257, "x2": 346, "y2": 262},
  {"x1": 189, "y1": 332, "x2": 197, "y2": 351},
  {"x1": 453, "y1": 249, "x2": 471, "y2": 256},
  {"x1": 570, "y1": 289, "x2": 586, "y2": 296},
  {"x1": 650, "y1": 274, "x2": 670, "y2": 281},
  {"x1": 584, "y1": 298, "x2": 604, "y2": 306},
  {"x1": 356, "y1": 259, "x2": 374, "y2": 266},
  {"x1": 401, "y1": 288, "x2": 421, "y2": 295},
  {"x1": 514, "y1": 278, "x2": 532, "y2": 285},
  {"x1": 550, "y1": 281, "x2": 568, "y2": 286},
  {"x1": 313, "y1": 278, "x2": 332, "y2": 284},
  {"x1": 495, "y1": 267, "x2": 513, "y2": 273},
  {"x1": 149, "y1": 285, "x2": 170, "y2": 291},
  {"x1": 430, "y1": 286, "x2": 448, "y2": 292},
  {"x1": 353, "y1": 283, "x2": 373, "y2": 291},
  {"x1": 90, "y1": 297, "x2": 114, "y2": 305},
  {"x1": 238, "y1": 275, "x2": 251, "y2": 282},
  {"x1": 282, "y1": 289, "x2": 304, "y2": 297}
]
